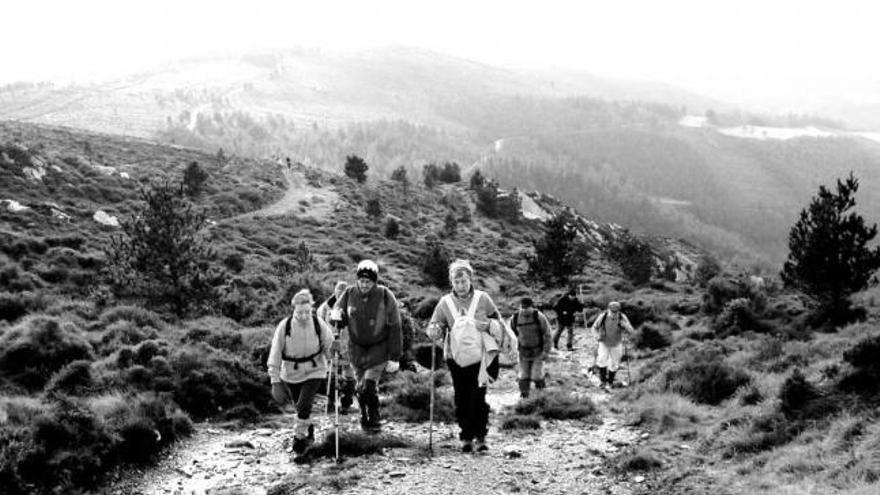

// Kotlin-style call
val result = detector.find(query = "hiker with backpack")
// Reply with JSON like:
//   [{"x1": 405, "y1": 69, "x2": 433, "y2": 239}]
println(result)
[
  {"x1": 553, "y1": 288, "x2": 584, "y2": 350},
  {"x1": 511, "y1": 297, "x2": 553, "y2": 399},
  {"x1": 331, "y1": 260, "x2": 403, "y2": 433},
  {"x1": 267, "y1": 289, "x2": 336, "y2": 454},
  {"x1": 426, "y1": 259, "x2": 503, "y2": 453},
  {"x1": 590, "y1": 301, "x2": 634, "y2": 392},
  {"x1": 317, "y1": 281, "x2": 357, "y2": 414}
]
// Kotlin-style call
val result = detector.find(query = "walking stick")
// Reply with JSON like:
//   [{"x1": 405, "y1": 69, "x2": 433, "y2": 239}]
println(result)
[
  {"x1": 428, "y1": 337, "x2": 436, "y2": 456},
  {"x1": 333, "y1": 349, "x2": 340, "y2": 463}
]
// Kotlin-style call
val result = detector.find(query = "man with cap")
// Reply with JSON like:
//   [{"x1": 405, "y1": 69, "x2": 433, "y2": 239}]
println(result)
[
  {"x1": 510, "y1": 297, "x2": 553, "y2": 399},
  {"x1": 317, "y1": 281, "x2": 356, "y2": 414},
  {"x1": 553, "y1": 288, "x2": 584, "y2": 350},
  {"x1": 590, "y1": 301, "x2": 634, "y2": 392},
  {"x1": 331, "y1": 260, "x2": 402, "y2": 432}
]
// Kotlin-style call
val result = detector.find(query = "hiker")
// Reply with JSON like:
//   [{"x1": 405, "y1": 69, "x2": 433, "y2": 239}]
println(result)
[
  {"x1": 553, "y1": 288, "x2": 584, "y2": 350},
  {"x1": 331, "y1": 260, "x2": 403, "y2": 432},
  {"x1": 590, "y1": 301, "x2": 634, "y2": 392},
  {"x1": 398, "y1": 301, "x2": 418, "y2": 372},
  {"x1": 511, "y1": 297, "x2": 553, "y2": 399},
  {"x1": 267, "y1": 289, "x2": 336, "y2": 454},
  {"x1": 426, "y1": 259, "x2": 502, "y2": 453},
  {"x1": 317, "y1": 281, "x2": 356, "y2": 414}
]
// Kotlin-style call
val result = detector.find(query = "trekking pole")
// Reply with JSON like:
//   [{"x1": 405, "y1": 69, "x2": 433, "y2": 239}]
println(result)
[
  {"x1": 333, "y1": 349, "x2": 340, "y2": 463},
  {"x1": 428, "y1": 336, "x2": 436, "y2": 456}
]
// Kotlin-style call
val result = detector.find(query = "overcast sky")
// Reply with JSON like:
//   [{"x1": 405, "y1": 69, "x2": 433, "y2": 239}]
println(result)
[{"x1": 1, "y1": 0, "x2": 877, "y2": 110}]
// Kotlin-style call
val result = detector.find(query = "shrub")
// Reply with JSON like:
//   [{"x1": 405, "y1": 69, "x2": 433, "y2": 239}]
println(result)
[
  {"x1": 605, "y1": 233, "x2": 653, "y2": 286},
  {"x1": 45, "y1": 360, "x2": 94, "y2": 396},
  {"x1": 513, "y1": 391, "x2": 599, "y2": 421},
  {"x1": 694, "y1": 255, "x2": 721, "y2": 287},
  {"x1": 0, "y1": 316, "x2": 94, "y2": 390},
  {"x1": 343, "y1": 155, "x2": 368, "y2": 183},
  {"x1": 662, "y1": 348, "x2": 751, "y2": 405},
  {"x1": 413, "y1": 342, "x2": 445, "y2": 369},
  {"x1": 98, "y1": 305, "x2": 165, "y2": 331},
  {"x1": 380, "y1": 371, "x2": 455, "y2": 422},
  {"x1": 617, "y1": 450, "x2": 663, "y2": 472},
  {"x1": 501, "y1": 414, "x2": 541, "y2": 430},
  {"x1": 383, "y1": 216, "x2": 400, "y2": 239},
  {"x1": 222, "y1": 252, "x2": 245, "y2": 273},
  {"x1": 422, "y1": 240, "x2": 451, "y2": 289},
  {"x1": 0, "y1": 292, "x2": 30, "y2": 322},
  {"x1": 297, "y1": 431, "x2": 409, "y2": 463},
  {"x1": 413, "y1": 297, "x2": 439, "y2": 320},
  {"x1": 526, "y1": 209, "x2": 588, "y2": 286},
  {"x1": 635, "y1": 323, "x2": 672, "y2": 350}
]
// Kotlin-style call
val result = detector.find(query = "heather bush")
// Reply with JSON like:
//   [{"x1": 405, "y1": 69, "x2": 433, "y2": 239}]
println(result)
[
  {"x1": 513, "y1": 391, "x2": 599, "y2": 421},
  {"x1": 45, "y1": 360, "x2": 95, "y2": 396},
  {"x1": 98, "y1": 305, "x2": 165, "y2": 331},
  {"x1": 635, "y1": 323, "x2": 672, "y2": 350},
  {"x1": 661, "y1": 346, "x2": 751, "y2": 405},
  {"x1": 0, "y1": 316, "x2": 94, "y2": 390}
]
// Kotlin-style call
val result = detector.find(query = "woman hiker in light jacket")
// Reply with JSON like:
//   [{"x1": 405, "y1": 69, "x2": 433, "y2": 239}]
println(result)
[
  {"x1": 426, "y1": 259, "x2": 502, "y2": 453},
  {"x1": 591, "y1": 301, "x2": 634, "y2": 392},
  {"x1": 267, "y1": 289, "x2": 336, "y2": 454}
]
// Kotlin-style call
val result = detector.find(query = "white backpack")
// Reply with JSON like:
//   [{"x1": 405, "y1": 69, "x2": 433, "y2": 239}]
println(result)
[{"x1": 444, "y1": 291, "x2": 485, "y2": 367}]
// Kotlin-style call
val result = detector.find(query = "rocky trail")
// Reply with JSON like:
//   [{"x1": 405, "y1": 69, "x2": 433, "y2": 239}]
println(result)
[{"x1": 104, "y1": 337, "x2": 652, "y2": 495}]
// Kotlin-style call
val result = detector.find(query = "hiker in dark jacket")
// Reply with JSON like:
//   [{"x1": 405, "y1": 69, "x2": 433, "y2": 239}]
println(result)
[
  {"x1": 426, "y1": 259, "x2": 502, "y2": 453},
  {"x1": 331, "y1": 260, "x2": 402, "y2": 432},
  {"x1": 590, "y1": 301, "x2": 634, "y2": 391},
  {"x1": 318, "y1": 281, "x2": 356, "y2": 414},
  {"x1": 553, "y1": 288, "x2": 584, "y2": 350},
  {"x1": 267, "y1": 289, "x2": 335, "y2": 454},
  {"x1": 511, "y1": 297, "x2": 553, "y2": 398}
]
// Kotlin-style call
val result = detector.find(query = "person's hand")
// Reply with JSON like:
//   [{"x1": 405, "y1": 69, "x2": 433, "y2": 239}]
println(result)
[{"x1": 271, "y1": 382, "x2": 289, "y2": 404}]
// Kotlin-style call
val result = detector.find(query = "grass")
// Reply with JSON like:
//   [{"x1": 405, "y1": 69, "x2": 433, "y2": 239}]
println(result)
[
  {"x1": 294, "y1": 431, "x2": 411, "y2": 464},
  {"x1": 513, "y1": 391, "x2": 600, "y2": 421},
  {"x1": 500, "y1": 414, "x2": 542, "y2": 431},
  {"x1": 380, "y1": 370, "x2": 456, "y2": 423}
]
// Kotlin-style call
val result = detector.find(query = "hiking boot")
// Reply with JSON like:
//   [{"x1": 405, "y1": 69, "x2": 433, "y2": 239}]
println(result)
[
  {"x1": 292, "y1": 436, "x2": 311, "y2": 454},
  {"x1": 308, "y1": 424, "x2": 315, "y2": 441},
  {"x1": 475, "y1": 437, "x2": 488, "y2": 452},
  {"x1": 518, "y1": 378, "x2": 531, "y2": 399},
  {"x1": 461, "y1": 440, "x2": 474, "y2": 453}
]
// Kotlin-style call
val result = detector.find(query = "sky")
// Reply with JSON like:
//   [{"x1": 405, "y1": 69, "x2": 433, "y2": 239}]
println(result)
[{"x1": 1, "y1": 0, "x2": 878, "y2": 110}]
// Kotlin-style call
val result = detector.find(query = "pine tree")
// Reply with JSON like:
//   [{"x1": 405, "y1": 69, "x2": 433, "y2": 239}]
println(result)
[
  {"x1": 526, "y1": 209, "x2": 588, "y2": 285},
  {"x1": 182, "y1": 161, "x2": 209, "y2": 198},
  {"x1": 422, "y1": 237, "x2": 452, "y2": 289},
  {"x1": 344, "y1": 155, "x2": 368, "y2": 183},
  {"x1": 781, "y1": 172, "x2": 880, "y2": 326},
  {"x1": 107, "y1": 181, "x2": 223, "y2": 317}
]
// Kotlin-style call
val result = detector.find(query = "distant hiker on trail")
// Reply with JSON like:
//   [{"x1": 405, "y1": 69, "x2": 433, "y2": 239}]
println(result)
[
  {"x1": 590, "y1": 301, "x2": 634, "y2": 392},
  {"x1": 427, "y1": 259, "x2": 502, "y2": 453},
  {"x1": 553, "y1": 288, "x2": 584, "y2": 350},
  {"x1": 331, "y1": 260, "x2": 403, "y2": 433},
  {"x1": 511, "y1": 297, "x2": 553, "y2": 399},
  {"x1": 318, "y1": 281, "x2": 356, "y2": 414},
  {"x1": 267, "y1": 289, "x2": 336, "y2": 454}
]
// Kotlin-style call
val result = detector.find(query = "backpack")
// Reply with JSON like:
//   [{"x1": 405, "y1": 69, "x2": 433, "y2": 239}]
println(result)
[
  {"x1": 490, "y1": 318, "x2": 519, "y2": 365},
  {"x1": 344, "y1": 286, "x2": 391, "y2": 347},
  {"x1": 512, "y1": 309, "x2": 544, "y2": 350},
  {"x1": 443, "y1": 290, "x2": 484, "y2": 367},
  {"x1": 281, "y1": 314, "x2": 324, "y2": 369}
]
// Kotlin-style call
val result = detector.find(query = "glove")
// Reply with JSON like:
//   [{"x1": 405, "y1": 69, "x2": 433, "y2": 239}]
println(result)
[
  {"x1": 384, "y1": 360, "x2": 400, "y2": 373},
  {"x1": 271, "y1": 382, "x2": 289, "y2": 404}
]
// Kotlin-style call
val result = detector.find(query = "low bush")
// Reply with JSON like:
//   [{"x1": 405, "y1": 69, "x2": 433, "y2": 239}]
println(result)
[
  {"x1": 0, "y1": 316, "x2": 94, "y2": 390},
  {"x1": 380, "y1": 370, "x2": 455, "y2": 422},
  {"x1": 661, "y1": 347, "x2": 751, "y2": 405},
  {"x1": 616, "y1": 449, "x2": 663, "y2": 472},
  {"x1": 513, "y1": 391, "x2": 599, "y2": 421},
  {"x1": 98, "y1": 305, "x2": 165, "y2": 331},
  {"x1": 296, "y1": 431, "x2": 410, "y2": 463},
  {"x1": 635, "y1": 323, "x2": 672, "y2": 350},
  {"x1": 500, "y1": 414, "x2": 541, "y2": 430},
  {"x1": 45, "y1": 360, "x2": 94, "y2": 396},
  {"x1": 412, "y1": 343, "x2": 445, "y2": 369}
]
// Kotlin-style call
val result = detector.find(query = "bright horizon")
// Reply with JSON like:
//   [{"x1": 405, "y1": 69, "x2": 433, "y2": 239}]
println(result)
[{"x1": 1, "y1": 0, "x2": 878, "y2": 113}]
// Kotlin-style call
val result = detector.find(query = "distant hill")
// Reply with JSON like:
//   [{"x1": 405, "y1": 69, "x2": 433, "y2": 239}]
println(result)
[{"x1": 2, "y1": 46, "x2": 877, "y2": 265}]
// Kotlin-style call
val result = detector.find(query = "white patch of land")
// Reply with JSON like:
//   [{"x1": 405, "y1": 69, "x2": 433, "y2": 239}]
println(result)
[
  {"x1": 2, "y1": 199, "x2": 29, "y2": 212},
  {"x1": 519, "y1": 191, "x2": 551, "y2": 221},
  {"x1": 93, "y1": 210, "x2": 120, "y2": 227}
]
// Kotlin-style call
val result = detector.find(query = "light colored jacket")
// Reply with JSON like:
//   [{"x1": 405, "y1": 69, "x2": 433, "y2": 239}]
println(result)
[
  {"x1": 591, "y1": 310, "x2": 634, "y2": 347},
  {"x1": 267, "y1": 314, "x2": 335, "y2": 384}
]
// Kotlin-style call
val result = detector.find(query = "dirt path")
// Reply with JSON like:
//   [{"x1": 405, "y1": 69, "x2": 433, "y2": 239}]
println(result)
[
  {"x1": 105, "y1": 333, "x2": 649, "y2": 495},
  {"x1": 234, "y1": 164, "x2": 338, "y2": 221}
]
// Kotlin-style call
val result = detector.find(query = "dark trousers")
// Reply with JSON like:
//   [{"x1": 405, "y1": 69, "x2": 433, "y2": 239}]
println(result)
[
  {"x1": 277, "y1": 379, "x2": 322, "y2": 420},
  {"x1": 553, "y1": 321, "x2": 575, "y2": 349},
  {"x1": 447, "y1": 357, "x2": 499, "y2": 441}
]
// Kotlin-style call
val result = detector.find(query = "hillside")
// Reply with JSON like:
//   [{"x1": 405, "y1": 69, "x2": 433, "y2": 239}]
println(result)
[{"x1": 1, "y1": 122, "x2": 879, "y2": 495}]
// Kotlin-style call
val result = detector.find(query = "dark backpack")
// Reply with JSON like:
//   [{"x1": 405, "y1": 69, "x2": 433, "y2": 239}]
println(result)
[
  {"x1": 344, "y1": 286, "x2": 392, "y2": 347},
  {"x1": 281, "y1": 314, "x2": 324, "y2": 369},
  {"x1": 512, "y1": 310, "x2": 543, "y2": 350}
]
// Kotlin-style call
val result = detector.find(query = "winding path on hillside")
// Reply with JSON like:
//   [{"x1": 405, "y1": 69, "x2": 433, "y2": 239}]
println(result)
[
  {"x1": 106, "y1": 332, "x2": 651, "y2": 495},
  {"x1": 231, "y1": 162, "x2": 338, "y2": 222}
]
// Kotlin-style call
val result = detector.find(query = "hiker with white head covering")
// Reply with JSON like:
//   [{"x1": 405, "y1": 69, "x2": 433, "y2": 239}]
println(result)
[
  {"x1": 426, "y1": 259, "x2": 502, "y2": 453},
  {"x1": 267, "y1": 289, "x2": 336, "y2": 454},
  {"x1": 590, "y1": 301, "x2": 634, "y2": 392},
  {"x1": 331, "y1": 260, "x2": 402, "y2": 432},
  {"x1": 318, "y1": 281, "x2": 357, "y2": 414}
]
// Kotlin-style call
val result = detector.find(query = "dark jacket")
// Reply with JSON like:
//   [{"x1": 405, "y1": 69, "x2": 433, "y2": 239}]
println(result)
[
  {"x1": 334, "y1": 284, "x2": 402, "y2": 369},
  {"x1": 554, "y1": 294, "x2": 584, "y2": 326}
]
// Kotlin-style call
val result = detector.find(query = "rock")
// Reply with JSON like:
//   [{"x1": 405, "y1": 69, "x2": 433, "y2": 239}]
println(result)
[
  {"x1": 225, "y1": 441, "x2": 256, "y2": 449},
  {"x1": 634, "y1": 475, "x2": 646, "y2": 483},
  {"x1": 640, "y1": 432, "x2": 650, "y2": 439},
  {"x1": 93, "y1": 210, "x2": 120, "y2": 227},
  {"x1": 389, "y1": 471, "x2": 406, "y2": 478}
]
